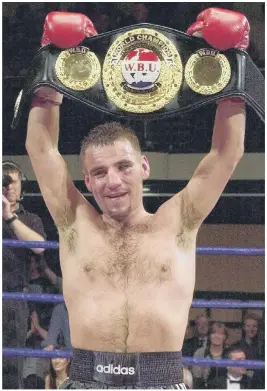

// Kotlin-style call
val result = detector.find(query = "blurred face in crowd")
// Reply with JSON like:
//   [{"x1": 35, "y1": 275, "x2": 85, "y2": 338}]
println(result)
[
  {"x1": 84, "y1": 140, "x2": 150, "y2": 221},
  {"x1": 243, "y1": 318, "x2": 258, "y2": 339},
  {"x1": 30, "y1": 256, "x2": 40, "y2": 279},
  {"x1": 195, "y1": 315, "x2": 209, "y2": 337},
  {"x1": 2, "y1": 171, "x2": 22, "y2": 205},
  {"x1": 185, "y1": 322, "x2": 194, "y2": 339},
  {"x1": 228, "y1": 350, "x2": 246, "y2": 378},
  {"x1": 51, "y1": 357, "x2": 70, "y2": 374},
  {"x1": 210, "y1": 326, "x2": 227, "y2": 347}
]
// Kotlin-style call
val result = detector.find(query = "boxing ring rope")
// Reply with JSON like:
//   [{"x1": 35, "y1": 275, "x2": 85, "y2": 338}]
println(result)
[
  {"x1": 3, "y1": 239, "x2": 265, "y2": 255},
  {"x1": 3, "y1": 239, "x2": 265, "y2": 371},
  {"x1": 2, "y1": 292, "x2": 265, "y2": 309},
  {"x1": 2, "y1": 348, "x2": 265, "y2": 369}
]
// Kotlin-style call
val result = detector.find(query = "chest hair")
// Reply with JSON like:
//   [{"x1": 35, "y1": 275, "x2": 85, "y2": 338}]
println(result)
[
  {"x1": 105, "y1": 225, "x2": 147, "y2": 277},
  {"x1": 86, "y1": 224, "x2": 172, "y2": 285}
]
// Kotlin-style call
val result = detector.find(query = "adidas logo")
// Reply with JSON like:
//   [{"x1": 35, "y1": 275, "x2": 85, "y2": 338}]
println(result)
[{"x1": 96, "y1": 364, "x2": 135, "y2": 375}]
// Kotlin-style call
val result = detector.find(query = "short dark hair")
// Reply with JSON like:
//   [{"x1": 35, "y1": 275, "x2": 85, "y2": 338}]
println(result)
[
  {"x1": 227, "y1": 345, "x2": 246, "y2": 359},
  {"x1": 80, "y1": 122, "x2": 141, "y2": 170}
]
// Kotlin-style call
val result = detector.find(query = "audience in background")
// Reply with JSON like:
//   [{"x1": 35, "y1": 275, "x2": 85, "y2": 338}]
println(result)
[
  {"x1": 2, "y1": 161, "x2": 46, "y2": 389},
  {"x1": 192, "y1": 322, "x2": 230, "y2": 388},
  {"x1": 238, "y1": 313, "x2": 261, "y2": 360},
  {"x1": 23, "y1": 311, "x2": 49, "y2": 388},
  {"x1": 236, "y1": 313, "x2": 265, "y2": 389},
  {"x1": 44, "y1": 347, "x2": 71, "y2": 389},
  {"x1": 31, "y1": 252, "x2": 63, "y2": 293},
  {"x1": 42, "y1": 303, "x2": 72, "y2": 350},
  {"x1": 26, "y1": 252, "x2": 62, "y2": 347},
  {"x1": 207, "y1": 346, "x2": 252, "y2": 389},
  {"x1": 183, "y1": 314, "x2": 210, "y2": 357},
  {"x1": 22, "y1": 252, "x2": 64, "y2": 387}
]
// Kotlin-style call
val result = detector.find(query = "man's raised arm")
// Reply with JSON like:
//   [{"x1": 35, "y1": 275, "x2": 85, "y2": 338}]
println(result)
[
  {"x1": 180, "y1": 99, "x2": 245, "y2": 228},
  {"x1": 25, "y1": 12, "x2": 98, "y2": 228},
  {"x1": 167, "y1": 8, "x2": 249, "y2": 229}
]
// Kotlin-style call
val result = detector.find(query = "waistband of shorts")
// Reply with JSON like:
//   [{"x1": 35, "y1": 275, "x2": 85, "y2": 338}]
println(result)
[{"x1": 69, "y1": 349, "x2": 184, "y2": 387}]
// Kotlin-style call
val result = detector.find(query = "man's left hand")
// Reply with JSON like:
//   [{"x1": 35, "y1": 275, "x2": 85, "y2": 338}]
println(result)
[
  {"x1": 186, "y1": 8, "x2": 250, "y2": 50},
  {"x1": 2, "y1": 195, "x2": 13, "y2": 220}
]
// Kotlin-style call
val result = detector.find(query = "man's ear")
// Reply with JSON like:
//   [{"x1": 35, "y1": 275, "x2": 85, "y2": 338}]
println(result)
[
  {"x1": 84, "y1": 174, "x2": 92, "y2": 192},
  {"x1": 141, "y1": 155, "x2": 150, "y2": 180}
]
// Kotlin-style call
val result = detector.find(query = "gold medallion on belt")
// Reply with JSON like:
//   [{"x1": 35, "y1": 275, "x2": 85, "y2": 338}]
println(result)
[
  {"x1": 102, "y1": 28, "x2": 183, "y2": 113},
  {"x1": 55, "y1": 46, "x2": 101, "y2": 91},
  {"x1": 184, "y1": 48, "x2": 231, "y2": 95}
]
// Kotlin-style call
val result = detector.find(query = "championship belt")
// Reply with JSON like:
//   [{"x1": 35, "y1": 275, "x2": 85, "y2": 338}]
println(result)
[{"x1": 12, "y1": 23, "x2": 265, "y2": 129}]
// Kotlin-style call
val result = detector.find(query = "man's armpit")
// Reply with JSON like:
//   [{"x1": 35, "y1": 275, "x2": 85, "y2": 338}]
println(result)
[
  {"x1": 55, "y1": 207, "x2": 78, "y2": 253},
  {"x1": 180, "y1": 189, "x2": 203, "y2": 231}
]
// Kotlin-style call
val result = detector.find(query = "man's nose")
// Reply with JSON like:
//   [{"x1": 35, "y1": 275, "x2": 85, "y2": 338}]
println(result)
[{"x1": 106, "y1": 169, "x2": 122, "y2": 188}]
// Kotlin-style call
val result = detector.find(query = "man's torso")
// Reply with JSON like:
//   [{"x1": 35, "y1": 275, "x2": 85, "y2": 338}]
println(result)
[{"x1": 59, "y1": 209, "x2": 197, "y2": 353}]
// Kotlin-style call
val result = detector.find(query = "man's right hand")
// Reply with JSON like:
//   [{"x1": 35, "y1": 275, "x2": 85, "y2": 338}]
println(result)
[{"x1": 41, "y1": 11, "x2": 98, "y2": 48}]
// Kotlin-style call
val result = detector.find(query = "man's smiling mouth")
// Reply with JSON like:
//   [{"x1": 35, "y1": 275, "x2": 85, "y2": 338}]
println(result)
[{"x1": 106, "y1": 193, "x2": 127, "y2": 199}]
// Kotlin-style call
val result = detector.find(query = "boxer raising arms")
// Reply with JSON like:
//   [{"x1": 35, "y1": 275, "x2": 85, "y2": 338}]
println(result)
[{"x1": 26, "y1": 8, "x2": 249, "y2": 389}]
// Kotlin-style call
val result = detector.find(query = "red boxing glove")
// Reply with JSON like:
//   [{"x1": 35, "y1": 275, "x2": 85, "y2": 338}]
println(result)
[
  {"x1": 41, "y1": 11, "x2": 98, "y2": 48},
  {"x1": 186, "y1": 8, "x2": 250, "y2": 50}
]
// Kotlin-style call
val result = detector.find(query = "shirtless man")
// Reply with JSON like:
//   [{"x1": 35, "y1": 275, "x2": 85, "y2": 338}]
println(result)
[{"x1": 25, "y1": 8, "x2": 249, "y2": 389}]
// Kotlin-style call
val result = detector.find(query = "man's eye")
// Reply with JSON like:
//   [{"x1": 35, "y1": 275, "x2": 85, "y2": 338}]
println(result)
[
  {"x1": 95, "y1": 171, "x2": 105, "y2": 177},
  {"x1": 119, "y1": 164, "x2": 131, "y2": 170}
]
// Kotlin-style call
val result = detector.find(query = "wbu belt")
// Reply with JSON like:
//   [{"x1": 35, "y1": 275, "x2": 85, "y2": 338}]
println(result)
[{"x1": 12, "y1": 23, "x2": 265, "y2": 129}]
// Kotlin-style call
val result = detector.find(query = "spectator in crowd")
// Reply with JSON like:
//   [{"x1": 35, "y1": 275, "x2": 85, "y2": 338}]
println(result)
[
  {"x1": 28, "y1": 251, "x2": 62, "y2": 293},
  {"x1": 23, "y1": 252, "x2": 64, "y2": 386},
  {"x1": 236, "y1": 313, "x2": 265, "y2": 388},
  {"x1": 23, "y1": 311, "x2": 49, "y2": 388},
  {"x1": 42, "y1": 303, "x2": 72, "y2": 350},
  {"x1": 207, "y1": 347, "x2": 252, "y2": 389},
  {"x1": 192, "y1": 322, "x2": 230, "y2": 389},
  {"x1": 45, "y1": 347, "x2": 71, "y2": 389},
  {"x1": 2, "y1": 161, "x2": 46, "y2": 389},
  {"x1": 182, "y1": 314, "x2": 210, "y2": 357},
  {"x1": 26, "y1": 252, "x2": 62, "y2": 349},
  {"x1": 184, "y1": 320, "x2": 194, "y2": 340},
  {"x1": 238, "y1": 313, "x2": 262, "y2": 360}
]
